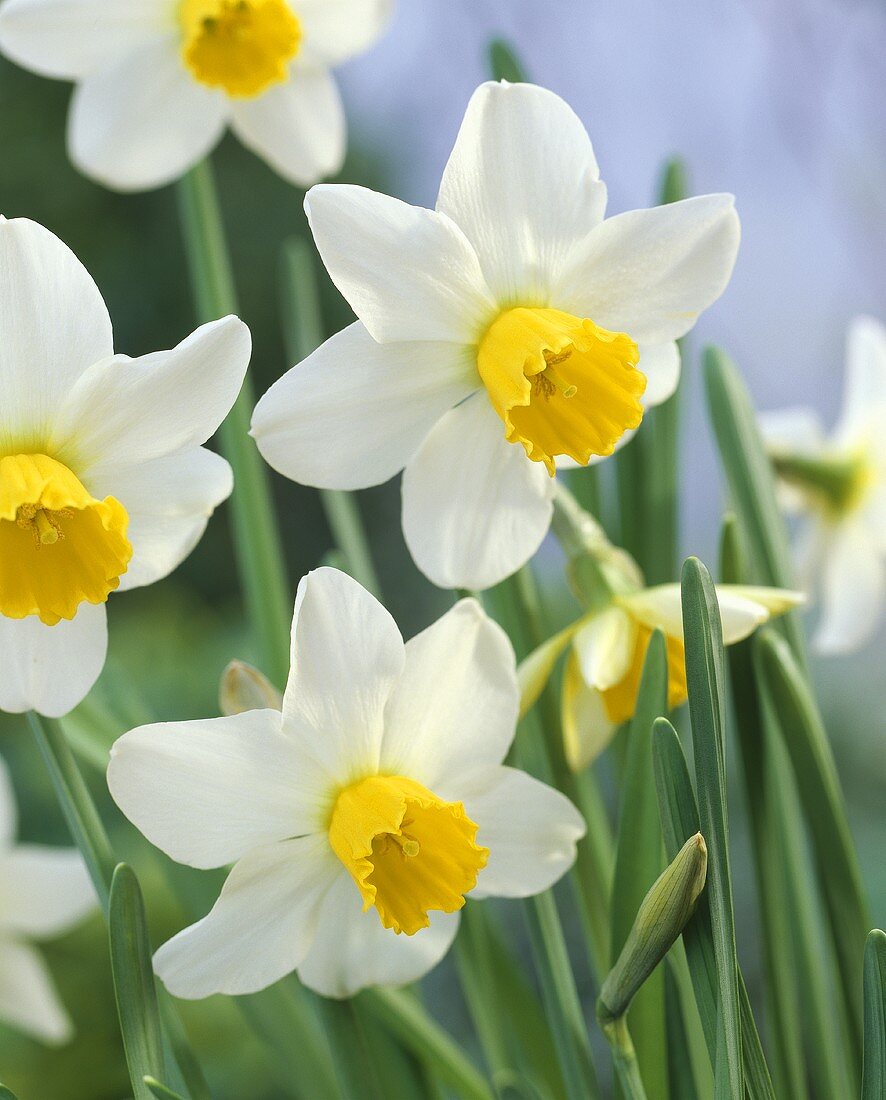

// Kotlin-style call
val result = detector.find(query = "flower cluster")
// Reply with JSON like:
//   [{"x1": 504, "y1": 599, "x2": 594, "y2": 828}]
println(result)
[{"x1": 0, "y1": 5, "x2": 881, "y2": 1071}]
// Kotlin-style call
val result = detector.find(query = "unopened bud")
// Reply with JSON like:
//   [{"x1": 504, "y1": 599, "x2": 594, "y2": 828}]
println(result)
[
  {"x1": 598, "y1": 832, "x2": 707, "y2": 1024},
  {"x1": 219, "y1": 660, "x2": 282, "y2": 716}
]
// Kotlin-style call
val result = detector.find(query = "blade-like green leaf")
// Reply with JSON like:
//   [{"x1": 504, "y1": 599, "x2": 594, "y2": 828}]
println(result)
[
  {"x1": 863, "y1": 930, "x2": 886, "y2": 1099},
  {"x1": 652, "y1": 718, "x2": 775, "y2": 1099},
  {"x1": 724, "y1": 626, "x2": 808, "y2": 1099},
  {"x1": 611, "y1": 630, "x2": 669, "y2": 1096},
  {"x1": 109, "y1": 864, "x2": 166, "y2": 1100},
  {"x1": 703, "y1": 346, "x2": 806, "y2": 663},
  {"x1": 755, "y1": 628, "x2": 868, "y2": 1056},
  {"x1": 680, "y1": 558, "x2": 743, "y2": 1098},
  {"x1": 144, "y1": 1079, "x2": 187, "y2": 1100},
  {"x1": 488, "y1": 38, "x2": 529, "y2": 82},
  {"x1": 0, "y1": 1085, "x2": 20, "y2": 1100}
]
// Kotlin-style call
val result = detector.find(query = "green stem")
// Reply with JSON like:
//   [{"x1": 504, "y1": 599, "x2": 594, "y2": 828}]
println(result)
[
  {"x1": 315, "y1": 999, "x2": 385, "y2": 1100},
  {"x1": 524, "y1": 893, "x2": 601, "y2": 1100},
  {"x1": 363, "y1": 988, "x2": 494, "y2": 1100},
  {"x1": 601, "y1": 1016, "x2": 649, "y2": 1100},
  {"x1": 176, "y1": 160, "x2": 291, "y2": 686},
  {"x1": 504, "y1": 566, "x2": 613, "y2": 978},
  {"x1": 280, "y1": 238, "x2": 381, "y2": 597},
  {"x1": 28, "y1": 713, "x2": 211, "y2": 1099},
  {"x1": 28, "y1": 712, "x2": 115, "y2": 913}
]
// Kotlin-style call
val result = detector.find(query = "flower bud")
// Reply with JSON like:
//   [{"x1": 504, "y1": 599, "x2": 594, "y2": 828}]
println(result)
[
  {"x1": 219, "y1": 660, "x2": 283, "y2": 716},
  {"x1": 598, "y1": 832, "x2": 707, "y2": 1024}
]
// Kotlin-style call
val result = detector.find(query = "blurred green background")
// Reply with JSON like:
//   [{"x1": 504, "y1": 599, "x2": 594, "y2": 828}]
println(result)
[{"x1": 1, "y1": 4, "x2": 884, "y2": 1096}]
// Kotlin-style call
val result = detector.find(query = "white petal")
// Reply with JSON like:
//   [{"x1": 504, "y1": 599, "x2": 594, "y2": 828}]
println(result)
[
  {"x1": 0, "y1": 938, "x2": 73, "y2": 1045},
  {"x1": 554, "y1": 195, "x2": 740, "y2": 344},
  {"x1": 814, "y1": 521, "x2": 885, "y2": 654},
  {"x1": 463, "y1": 767, "x2": 585, "y2": 899},
  {"x1": 0, "y1": 604, "x2": 107, "y2": 718},
  {"x1": 88, "y1": 447, "x2": 232, "y2": 591},
  {"x1": 108, "y1": 710, "x2": 329, "y2": 869},
  {"x1": 295, "y1": 0, "x2": 392, "y2": 65},
  {"x1": 620, "y1": 583, "x2": 803, "y2": 645},
  {"x1": 68, "y1": 37, "x2": 227, "y2": 192},
  {"x1": 561, "y1": 652, "x2": 616, "y2": 771},
  {"x1": 297, "y1": 873, "x2": 459, "y2": 998},
  {"x1": 231, "y1": 63, "x2": 345, "y2": 187},
  {"x1": 833, "y1": 315, "x2": 886, "y2": 448},
  {"x1": 573, "y1": 607, "x2": 636, "y2": 691},
  {"x1": 0, "y1": 756, "x2": 17, "y2": 846},
  {"x1": 305, "y1": 184, "x2": 495, "y2": 344},
  {"x1": 380, "y1": 599, "x2": 518, "y2": 789},
  {"x1": 402, "y1": 393, "x2": 555, "y2": 590},
  {"x1": 757, "y1": 406, "x2": 826, "y2": 456},
  {"x1": 0, "y1": 848, "x2": 94, "y2": 938},
  {"x1": 281, "y1": 568, "x2": 404, "y2": 782},
  {"x1": 0, "y1": 217, "x2": 112, "y2": 448},
  {"x1": 0, "y1": 0, "x2": 168, "y2": 80},
  {"x1": 638, "y1": 342, "x2": 681, "y2": 407},
  {"x1": 436, "y1": 81, "x2": 607, "y2": 304},
  {"x1": 51, "y1": 316, "x2": 250, "y2": 473},
  {"x1": 860, "y1": 482, "x2": 886, "y2": 552},
  {"x1": 252, "y1": 322, "x2": 476, "y2": 490},
  {"x1": 518, "y1": 621, "x2": 582, "y2": 718},
  {"x1": 154, "y1": 836, "x2": 337, "y2": 998}
]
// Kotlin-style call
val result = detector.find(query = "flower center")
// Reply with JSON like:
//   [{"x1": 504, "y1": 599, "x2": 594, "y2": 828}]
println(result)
[
  {"x1": 477, "y1": 307, "x2": 646, "y2": 475},
  {"x1": 328, "y1": 775, "x2": 488, "y2": 935},
  {"x1": 180, "y1": 0, "x2": 301, "y2": 98},
  {"x1": 600, "y1": 623, "x2": 687, "y2": 725},
  {"x1": 0, "y1": 454, "x2": 132, "y2": 626},
  {"x1": 771, "y1": 449, "x2": 873, "y2": 518}
]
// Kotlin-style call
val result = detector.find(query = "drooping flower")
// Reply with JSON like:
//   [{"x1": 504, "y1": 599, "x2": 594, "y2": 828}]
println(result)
[
  {"x1": 759, "y1": 316, "x2": 886, "y2": 653},
  {"x1": 0, "y1": 0, "x2": 392, "y2": 191},
  {"x1": 521, "y1": 582, "x2": 802, "y2": 771},
  {"x1": 0, "y1": 754, "x2": 97, "y2": 1044},
  {"x1": 252, "y1": 80, "x2": 741, "y2": 590},
  {"x1": 0, "y1": 216, "x2": 250, "y2": 717},
  {"x1": 107, "y1": 567, "x2": 584, "y2": 999}
]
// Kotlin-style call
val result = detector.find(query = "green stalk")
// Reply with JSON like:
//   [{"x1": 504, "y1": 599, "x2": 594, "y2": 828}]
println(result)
[
  {"x1": 490, "y1": 568, "x2": 601, "y2": 1100},
  {"x1": 500, "y1": 566, "x2": 613, "y2": 979},
  {"x1": 523, "y1": 892, "x2": 601, "y2": 1100},
  {"x1": 280, "y1": 237, "x2": 381, "y2": 597},
  {"x1": 610, "y1": 632, "x2": 669, "y2": 1096},
  {"x1": 601, "y1": 1016, "x2": 648, "y2": 1100},
  {"x1": 28, "y1": 713, "x2": 211, "y2": 1100},
  {"x1": 364, "y1": 988, "x2": 494, "y2": 1100},
  {"x1": 315, "y1": 999, "x2": 385, "y2": 1100},
  {"x1": 176, "y1": 160, "x2": 291, "y2": 686},
  {"x1": 615, "y1": 158, "x2": 688, "y2": 582},
  {"x1": 28, "y1": 712, "x2": 115, "y2": 913}
]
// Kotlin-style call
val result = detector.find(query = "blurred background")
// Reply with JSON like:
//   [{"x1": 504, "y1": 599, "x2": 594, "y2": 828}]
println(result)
[{"x1": 0, "y1": 0, "x2": 883, "y2": 1095}]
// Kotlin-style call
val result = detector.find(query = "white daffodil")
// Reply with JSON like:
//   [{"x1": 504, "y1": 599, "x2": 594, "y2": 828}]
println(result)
[
  {"x1": 0, "y1": 216, "x2": 250, "y2": 717},
  {"x1": 520, "y1": 583, "x2": 802, "y2": 771},
  {"x1": 0, "y1": 754, "x2": 97, "y2": 1044},
  {"x1": 0, "y1": 0, "x2": 392, "y2": 192},
  {"x1": 759, "y1": 316, "x2": 886, "y2": 654},
  {"x1": 107, "y1": 567, "x2": 584, "y2": 999},
  {"x1": 252, "y1": 80, "x2": 741, "y2": 590}
]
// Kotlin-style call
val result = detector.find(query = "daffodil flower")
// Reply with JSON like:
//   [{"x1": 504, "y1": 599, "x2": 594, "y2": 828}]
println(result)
[
  {"x1": 0, "y1": 217, "x2": 250, "y2": 716},
  {"x1": 252, "y1": 80, "x2": 741, "y2": 590},
  {"x1": 759, "y1": 316, "x2": 886, "y2": 653},
  {"x1": 0, "y1": 0, "x2": 392, "y2": 191},
  {"x1": 0, "y1": 754, "x2": 96, "y2": 1044},
  {"x1": 107, "y1": 567, "x2": 584, "y2": 999},
  {"x1": 520, "y1": 583, "x2": 802, "y2": 771}
]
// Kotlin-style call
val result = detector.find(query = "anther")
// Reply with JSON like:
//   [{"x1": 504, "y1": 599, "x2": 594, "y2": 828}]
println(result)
[{"x1": 391, "y1": 833, "x2": 420, "y2": 858}]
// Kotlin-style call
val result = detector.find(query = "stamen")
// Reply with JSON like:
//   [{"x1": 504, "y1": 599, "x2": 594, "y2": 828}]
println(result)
[{"x1": 390, "y1": 832, "x2": 421, "y2": 858}]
